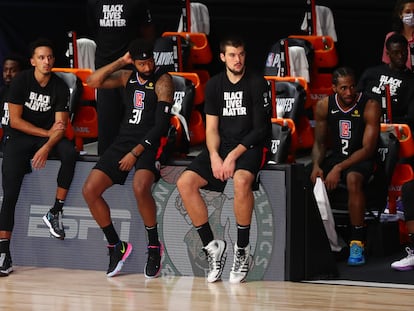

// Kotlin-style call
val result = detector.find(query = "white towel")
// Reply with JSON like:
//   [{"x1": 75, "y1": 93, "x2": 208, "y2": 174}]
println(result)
[
  {"x1": 178, "y1": 2, "x2": 210, "y2": 34},
  {"x1": 288, "y1": 46, "x2": 310, "y2": 82},
  {"x1": 301, "y1": 5, "x2": 338, "y2": 42},
  {"x1": 77, "y1": 38, "x2": 96, "y2": 70},
  {"x1": 313, "y1": 177, "x2": 343, "y2": 252}
]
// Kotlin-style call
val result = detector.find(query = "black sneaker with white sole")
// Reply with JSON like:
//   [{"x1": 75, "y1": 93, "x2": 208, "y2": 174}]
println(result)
[
  {"x1": 43, "y1": 211, "x2": 65, "y2": 240},
  {"x1": 0, "y1": 252, "x2": 12, "y2": 277}
]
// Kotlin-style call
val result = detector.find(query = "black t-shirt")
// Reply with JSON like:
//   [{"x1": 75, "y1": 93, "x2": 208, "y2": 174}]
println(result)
[
  {"x1": 0, "y1": 85, "x2": 10, "y2": 128},
  {"x1": 88, "y1": 0, "x2": 153, "y2": 68},
  {"x1": 357, "y1": 64, "x2": 414, "y2": 129},
  {"x1": 204, "y1": 69, "x2": 271, "y2": 150},
  {"x1": 6, "y1": 69, "x2": 69, "y2": 136}
]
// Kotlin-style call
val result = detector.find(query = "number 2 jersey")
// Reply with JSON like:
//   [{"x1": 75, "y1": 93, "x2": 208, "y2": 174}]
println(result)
[{"x1": 327, "y1": 92, "x2": 370, "y2": 159}]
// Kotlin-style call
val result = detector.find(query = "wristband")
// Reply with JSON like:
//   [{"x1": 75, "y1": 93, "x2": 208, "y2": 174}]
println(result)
[{"x1": 130, "y1": 149, "x2": 139, "y2": 158}]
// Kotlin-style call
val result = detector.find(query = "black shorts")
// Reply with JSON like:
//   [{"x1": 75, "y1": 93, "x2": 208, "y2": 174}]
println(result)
[
  {"x1": 321, "y1": 154, "x2": 374, "y2": 184},
  {"x1": 186, "y1": 145, "x2": 263, "y2": 192},
  {"x1": 94, "y1": 136, "x2": 160, "y2": 185}
]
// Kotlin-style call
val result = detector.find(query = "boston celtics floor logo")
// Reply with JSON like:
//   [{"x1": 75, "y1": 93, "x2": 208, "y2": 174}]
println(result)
[{"x1": 154, "y1": 168, "x2": 274, "y2": 282}]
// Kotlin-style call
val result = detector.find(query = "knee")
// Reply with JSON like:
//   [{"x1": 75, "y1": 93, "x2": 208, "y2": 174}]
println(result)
[
  {"x1": 233, "y1": 174, "x2": 252, "y2": 194},
  {"x1": 177, "y1": 172, "x2": 197, "y2": 197},
  {"x1": 82, "y1": 180, "x2": 97, "y2": 203},
  {"x1": 133, "y1": 178, "x2": 152, "y2": 198},
  {"x1": 346, "y1": 173, "x2": 364, "y2": 193}
]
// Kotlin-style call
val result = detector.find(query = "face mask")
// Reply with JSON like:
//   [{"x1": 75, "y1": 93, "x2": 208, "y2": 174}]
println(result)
[{"x1": 402, "y1": 13, "x2": 414, "y2": 27}]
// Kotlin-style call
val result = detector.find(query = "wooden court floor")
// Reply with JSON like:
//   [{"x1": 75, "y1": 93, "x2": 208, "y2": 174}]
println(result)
[{"x1": 1, "y1": 267, "x2": 414, "y2": 310}]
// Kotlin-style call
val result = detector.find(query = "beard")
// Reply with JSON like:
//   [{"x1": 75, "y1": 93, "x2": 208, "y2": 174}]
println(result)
[
  {"x1": 227, "y1": 65, "x2": 244, "y2": 76},
  {"x1": 139, "y1": 70, "x2": 154, "y2": 80}
]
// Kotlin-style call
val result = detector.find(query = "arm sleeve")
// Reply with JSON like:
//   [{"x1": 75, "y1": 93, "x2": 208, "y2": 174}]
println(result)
[
  {"x1": 240, "y1": 76, "x2": 272, "y2": 148},
  {"x1": 140, "y1": 101, "x2": 172, "y2": 149}
]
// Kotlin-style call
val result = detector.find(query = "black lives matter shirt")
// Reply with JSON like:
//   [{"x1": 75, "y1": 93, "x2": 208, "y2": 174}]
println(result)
[
  {"x1": 358, "y1": 64, "x2": 414, "y2": 129},
  {"x1": 88, "y1": 0, "x2": 152, "y2": 68},
  {"x1": 6, "y1": 68, "x2": 69, "y2": 136},
  {"x1": 204, "y1": 70, "x2": 271, "y2": 150}
]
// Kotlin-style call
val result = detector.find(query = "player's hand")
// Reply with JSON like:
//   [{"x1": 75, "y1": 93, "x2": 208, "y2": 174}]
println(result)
[
  {"x1": 222, "y1": 157, "x2": 236, "y2": 180},
  {"x1": 118, "y1": 152, "x2": 136, "y2": 171},
  {"x1": 48, "y1": 120, "x2": 66, "y2": 136},
  {"x1": 31, "y1": 146, "x2": 50, "y2": 170},
  {"x1": 210, "y1": 154, "x2": 225, "y2": 181},
  {"x1": 325, "y1": 166, "x2": 341, "y2": 191}
]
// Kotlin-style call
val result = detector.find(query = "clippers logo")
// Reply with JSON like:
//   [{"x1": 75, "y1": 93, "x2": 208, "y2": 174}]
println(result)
[
  {"x1": 134, "y1": 91, "x2": 145, "y2": 109},
  {"x1": 339, "y1": 120, "x2": 351, "y2": 139}
]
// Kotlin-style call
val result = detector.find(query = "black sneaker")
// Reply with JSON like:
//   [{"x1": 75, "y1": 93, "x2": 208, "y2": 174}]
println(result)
[
  {"x1": 42, "y1": 211, "x2": 65, "y2": 240},
  {"x1": 106, "y1": 241, "x2": 133, "y2": 277},
  {"x1": 144, "y1": 243, "x2": 163, "y2": 278},
  {"x1": 0, "y1": 252, "x2": 12, "y2": 277}
]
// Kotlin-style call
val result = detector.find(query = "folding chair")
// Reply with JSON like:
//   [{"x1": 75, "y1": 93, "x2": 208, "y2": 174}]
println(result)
[{"x1": 52, "y1": 68, "x2": 97, "y2": 152}]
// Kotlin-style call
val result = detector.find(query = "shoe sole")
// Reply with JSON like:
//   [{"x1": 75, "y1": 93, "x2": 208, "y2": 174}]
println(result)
[
  {"x1": 347, "y1": 260, "x2": 366, "y2": 266},
  {"x1": 229, "y1": 256, "x2": 253, "y2": 284},
  {"x1": 391, "y1": 265, "x2": 414, "y2": 271},
  {"x1": 106, "y1": 243, "x2": 133, "y2": 277},
  {"x1": 42, "y1": 215, "x2": 65, "y2": 240},
  {"x1": 0, "y1": 267, "x2": 13, "y2": 277},
  {"x1": 144, "y1": 243, "x2": 164, "y2": 279},
  {"x1": 229, "y1": 255, "x2": 252, "y2": 284}
]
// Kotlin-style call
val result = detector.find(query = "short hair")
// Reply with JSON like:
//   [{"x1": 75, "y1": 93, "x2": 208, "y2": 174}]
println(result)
[
  {"x1": 386, "y1": 32, "x2": 408, "y2": 50},
  {"x1": 219, "y1": 36, "x2": 245, "y2": 54},
  {"x1": 2, "y1": 53, "x2": 28, "y2": 69},
  {"x1": 29, "y1": 38, "x2": 55, "y2": 56},
  {"x1": 332, "y1": 67, "x2": 355, "y2": 85},
  {"x1": 128, "y1": 38, "x2": 154, "y2": 60}
]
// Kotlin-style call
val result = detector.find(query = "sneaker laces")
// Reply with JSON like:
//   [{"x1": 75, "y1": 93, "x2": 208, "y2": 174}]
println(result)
[
  {"x1": 204, "y1": 247, "x2": 220, "y2": 271},
  {"x1": 232, "y1": 249, "x2": 247, "y2": 271},
  {"x1": 50, "y1": 211, "x2": 63, "y2": 229},
  {"x1": 147, "y1": 245, "x2": 161, "y2": 263},
  {"x1": 350, "y1": 243, "x2": 363, "y2": 258}
]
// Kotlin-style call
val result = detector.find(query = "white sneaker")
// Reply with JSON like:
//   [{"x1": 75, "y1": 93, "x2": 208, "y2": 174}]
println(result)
[
  {"x1": 391, "y1": 247, "x2": 414, "y2": 271},
  {"x1": 229, "y1": 243, "x2": 251, "y2": 283},
  {"x1": 203, "y1": 240, "x2": 227, "y2": 283}
]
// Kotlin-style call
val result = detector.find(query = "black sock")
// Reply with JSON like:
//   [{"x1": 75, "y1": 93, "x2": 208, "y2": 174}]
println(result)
[
  {"x1": 49, "y1": 198, "x2": 65, "y2": 214},
  {"x1": 0, "y1": 239, "x2": 10, "y2": 253},
  {"x1": 237, "y1": 224, "x2": 250, "y2": 248},
  {"x1": 102, "y1": 223, "x2": 120, "y2": 245},
  {"x1": 350, "y1": 225, "x2": 366, "y2": 243},
  {"x1": 196, "y1": 222, "x2": 214, "y2": 247},
  {"x1": 145, "y1": 225, "x2": 160, "y2": 246}
]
